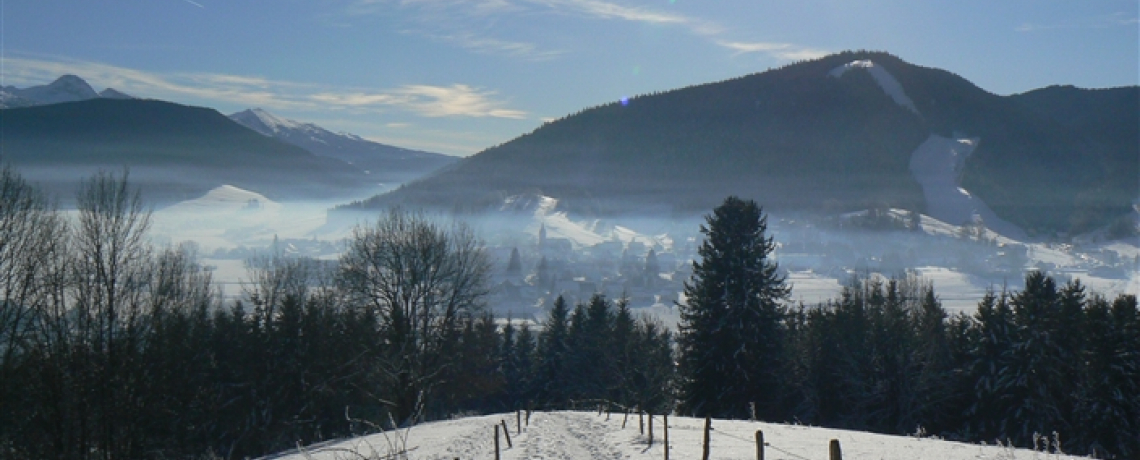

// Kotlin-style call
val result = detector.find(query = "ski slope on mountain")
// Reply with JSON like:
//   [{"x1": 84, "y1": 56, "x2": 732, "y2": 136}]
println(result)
[
  {"x1": 828, "y1": 59, "x2": 919, "y2": 114},
  {"x1": 909, "y1": 135, "x2": 1026, "y2": 239},
  {"x1": 265, "y1": 411, "x2": 1085, "y2": 460}
]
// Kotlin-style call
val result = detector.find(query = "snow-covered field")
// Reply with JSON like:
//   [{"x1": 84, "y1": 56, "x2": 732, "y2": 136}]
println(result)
[{"x1": 264, "y1": 411, "x2": 1085, "y2": 460}]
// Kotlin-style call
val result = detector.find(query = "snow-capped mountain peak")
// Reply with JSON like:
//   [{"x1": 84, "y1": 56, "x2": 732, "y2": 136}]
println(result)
[
  {"x1": 18, "y1": 74, "x2": 100, "y2": 105},
  {"x1": 229, "y1": 108, "x2": 311, "y2": 136},
  {"x1": 0, "y1": 74, "x2": 139, "y2": 108},
  {"x1": 226, "y1": 107, "x2": 457, "y2": 183},
  {"x1": 828, "y1": 60, "x2": 919, "y2": 114}
]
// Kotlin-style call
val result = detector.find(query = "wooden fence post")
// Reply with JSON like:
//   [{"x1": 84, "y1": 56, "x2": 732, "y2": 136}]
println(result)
[
  {"x1": 663, "y1": 413, "x2": 670, "y2": 460},
  {"x1": 639, "y1": 407, "x2": 644, "y2": 435},
  {"x1": 526, "y1": 409, "x2": 531, "y2": 427},
  {"x1": 622, "y1": 409, "x2": 629, "y2": 429},
  {"x1": 829, "y1": 439, "x2": 842, "y2": 460},
  {"x1": 517, "y1": 410, "x2": 522, "y2": 434},
  {"x1": 648, "y1": 412, "x2": 654, "y2": 446},
  {"x1": 494, "y1": 424, "x2": 501, "y2": 460},
  {"x1": 501, "y1": 420, "x2": 512, "y2": 448},
  {"x1": 701, "y1": 416, "x2": 711, "y2": 460},
  {"x1": 755, "y1": 430, "x2": 764, "y2": 460}
]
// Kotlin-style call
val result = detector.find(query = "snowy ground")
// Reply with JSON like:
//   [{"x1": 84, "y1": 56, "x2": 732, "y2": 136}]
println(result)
[{"x1": 264, "y1": 411, "x2": 1086, "y2": 460}]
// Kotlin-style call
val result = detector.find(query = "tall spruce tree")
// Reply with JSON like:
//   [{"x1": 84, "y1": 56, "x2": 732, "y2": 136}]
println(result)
[
  {"x1": 536, "y1": 295, "x2": 571, "y2": 407},
  {"x1": 678, "y1": 196, "x2": 789, "y2": 419}
]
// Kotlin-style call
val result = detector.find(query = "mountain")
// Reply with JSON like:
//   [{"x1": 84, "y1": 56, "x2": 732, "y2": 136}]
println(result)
[
  {"x1": 17, "y1": 75, "x2": 99, "y2": 105},
  {"x1": 229, "y1": 108, "x2": 456, "y2": 184},
  {"x1": 0, "y1": 98, "x2": 377, "y2": 205},
  {"x1": 98, "y1": 87, "x2": 135, "y2": 99},
  {"x1": 0, "y1": 75, "x2": 135, "y2": 108},
  {"x1": 346, "y1": 51, "x2": 1138, "y2": 237}
]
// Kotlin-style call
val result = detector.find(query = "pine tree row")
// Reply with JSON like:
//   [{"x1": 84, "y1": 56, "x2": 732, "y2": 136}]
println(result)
[{"x1": 678, "y1": 196, "x2": 1140, "y2": 459}]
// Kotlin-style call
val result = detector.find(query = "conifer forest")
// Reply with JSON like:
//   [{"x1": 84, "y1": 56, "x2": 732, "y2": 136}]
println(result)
[{"x1": 0, "y1": 172, "x2": 1136, "y2": 459}]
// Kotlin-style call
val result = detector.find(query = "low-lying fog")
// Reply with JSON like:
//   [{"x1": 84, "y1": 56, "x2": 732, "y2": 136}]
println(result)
[{"x1": 148, "y1": 185, "x2": 1140, "y2": 328}]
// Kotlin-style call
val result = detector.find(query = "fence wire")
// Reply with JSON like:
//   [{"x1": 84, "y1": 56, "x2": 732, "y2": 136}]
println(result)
[{"x1": 579, "y1": 400, "x2": 820, "y2": 460}]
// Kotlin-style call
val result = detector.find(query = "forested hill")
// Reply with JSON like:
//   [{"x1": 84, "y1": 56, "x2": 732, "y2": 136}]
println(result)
[
  {"x1": 346, "y1": 51, "x2": 1138, "y2": 236},
  {"x1": 0, "y1": 98, "x2": 375, "y2": 204}
]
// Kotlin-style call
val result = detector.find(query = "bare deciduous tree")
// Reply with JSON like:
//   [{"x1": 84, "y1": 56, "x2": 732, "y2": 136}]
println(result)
[
  {"x1": 71, "y1": 170, "x2": 153, "y2": 460},
  {"x1": 151, "y1": 242, "x2": 217, "y2": 316},
  {"x1": 0, "y1": 165, "x2": 64, "y2": 378},
  {"x1": 243, "y1": 239, "x2": 327, "y2": 323},
  {"x1": 0, "y1": 165, "x2": 68, "y2": 454},
  {"x1": 339, "y1": 209, "x2": 490, "y2": 424}
]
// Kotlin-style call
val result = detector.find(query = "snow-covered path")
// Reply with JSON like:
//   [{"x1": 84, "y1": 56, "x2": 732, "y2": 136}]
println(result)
[
  {"x1": 516, "y1": 412, "x2": 626, "y2": 460},
  {"x1": 266, "y1": 410, "x2": 1087, "y2": 460}
]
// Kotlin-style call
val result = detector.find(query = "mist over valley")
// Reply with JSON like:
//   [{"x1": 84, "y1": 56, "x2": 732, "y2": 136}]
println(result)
[{"x1": 4, "y1": 54, "x2": 1137, "y2": 318}]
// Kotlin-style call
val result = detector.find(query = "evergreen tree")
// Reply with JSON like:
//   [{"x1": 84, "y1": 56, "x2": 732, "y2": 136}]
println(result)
[
  {"x1": 536, "y1": 256, "x2": 551, "y2": 289},
  {"x1": 512, "y1": 321, "x2": 537, "y2": 408},
  {"x1": 678, "y1": 196, "x2": 789, "y2": 419},
  {"x1": 912, "y1": 283, "x2": 956, "y2": 434},
  {"x1": 965, "y1": 288, "x2": 1018, "y2": 441},
  {"x1": 1074, "y1": 294, "x2": 1140, "y2": 457},
  {"x1": 499, "y1": 318, "x2": 518, "y2": 408},
  {"x1": 865, "y1": 279, "x2": 918, "y2": 434},
  {"x1": 644, "y1": 249, "x2": 660, "y2": 287},
  {"x1": 634, "y1": 317, "x2": 676, "y2": 414},
  {"x1": 1003, "y1": 272, "x2": 1068, "y2": 444},
  {"x1": 565, "y1": 302, "x2": 590, "y2": 400},
  {"x1": 535, "y1": 295, "x2": 571, "y2": 407},
  {"x1": 609, "y1": 297, "x2": 637, "y2": 406},
  {"x1": 506, "y1": 247, "x2": 522, "y2": 275}
]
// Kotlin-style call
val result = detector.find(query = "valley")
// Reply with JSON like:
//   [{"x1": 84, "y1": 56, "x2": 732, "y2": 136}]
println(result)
[
  {"x1": 2, "y1": 48, "x2": 1137, "y2": 459},
  {"x1": 151, "y1": 184, "x2": 1139, "y2": 322}
]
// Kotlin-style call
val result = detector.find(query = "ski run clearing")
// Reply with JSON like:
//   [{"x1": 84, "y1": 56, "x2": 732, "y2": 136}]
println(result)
[{"x1": 264, "y1": 411, "x2": 1084, "y2": 460}]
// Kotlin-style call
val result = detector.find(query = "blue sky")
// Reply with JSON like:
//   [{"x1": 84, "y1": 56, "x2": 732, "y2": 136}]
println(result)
[{"x1": 2, "y1": 0, "x2": 1136, "y2": 156}]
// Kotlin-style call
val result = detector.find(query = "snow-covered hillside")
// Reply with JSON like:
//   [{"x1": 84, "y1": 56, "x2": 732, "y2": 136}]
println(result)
[
  {"x1": 265, "y1": 411, "x2": 1085, "y2": 460},
  {"x1": 500, "y1": 193, "x2": 670, "y2": 251},
  {"x1": 230, "y1": 108, "x2": 316, "y2": 138},
  {"x1": 151, "y1": 185, "x2": 329, "y2": 249},
  {"x1": 228, "y1": 108, "x2": 453, "y2": 163},
  {"x1": 909, "y1": 135, "x2": 1026, "y2": 239},
  {"x1": 829, "y1": 59, "x2": 1027, "y2": 239}
]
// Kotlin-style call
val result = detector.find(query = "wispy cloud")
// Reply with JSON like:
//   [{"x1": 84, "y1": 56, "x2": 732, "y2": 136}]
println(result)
[
  {"x1": 311, "y1": 84, "x2": 527, "y2": 118},
  {"x1": 179, "y1": 0, "x2": 205, "y2": 8},
  {"x1": 715, "y1": 41, "x2": 828, "y2": 61},
  {"x1": 1016, "y1": 12, "x2": 1139, "y2": 32},
  {"x1": 526, "y1": 0, "x2": 722, "y2": 35},
  {"x1": 348, "y1": 0, "x2": 562, "y2": 61},
  {"x1": 344, "y1": 0, "x2": 818, "y2": 63},
  {"x1": 1, "y1": 54, "x2": 527, "y2": 119},
  {"x1": 427, "y1": 32, "x2": 565, "y2": 60}
]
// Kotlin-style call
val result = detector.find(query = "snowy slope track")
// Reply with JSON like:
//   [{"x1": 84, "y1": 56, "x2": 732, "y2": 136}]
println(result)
[
  {"x1": 518, "y1": 411, "x2": 627, "y2": 460},
  {"x1": 828, "y1": 59, "x2": 919, "y2": 114},
  {"x1": 265, "y1": 410, "x2": 1089, "y2": 460}
]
